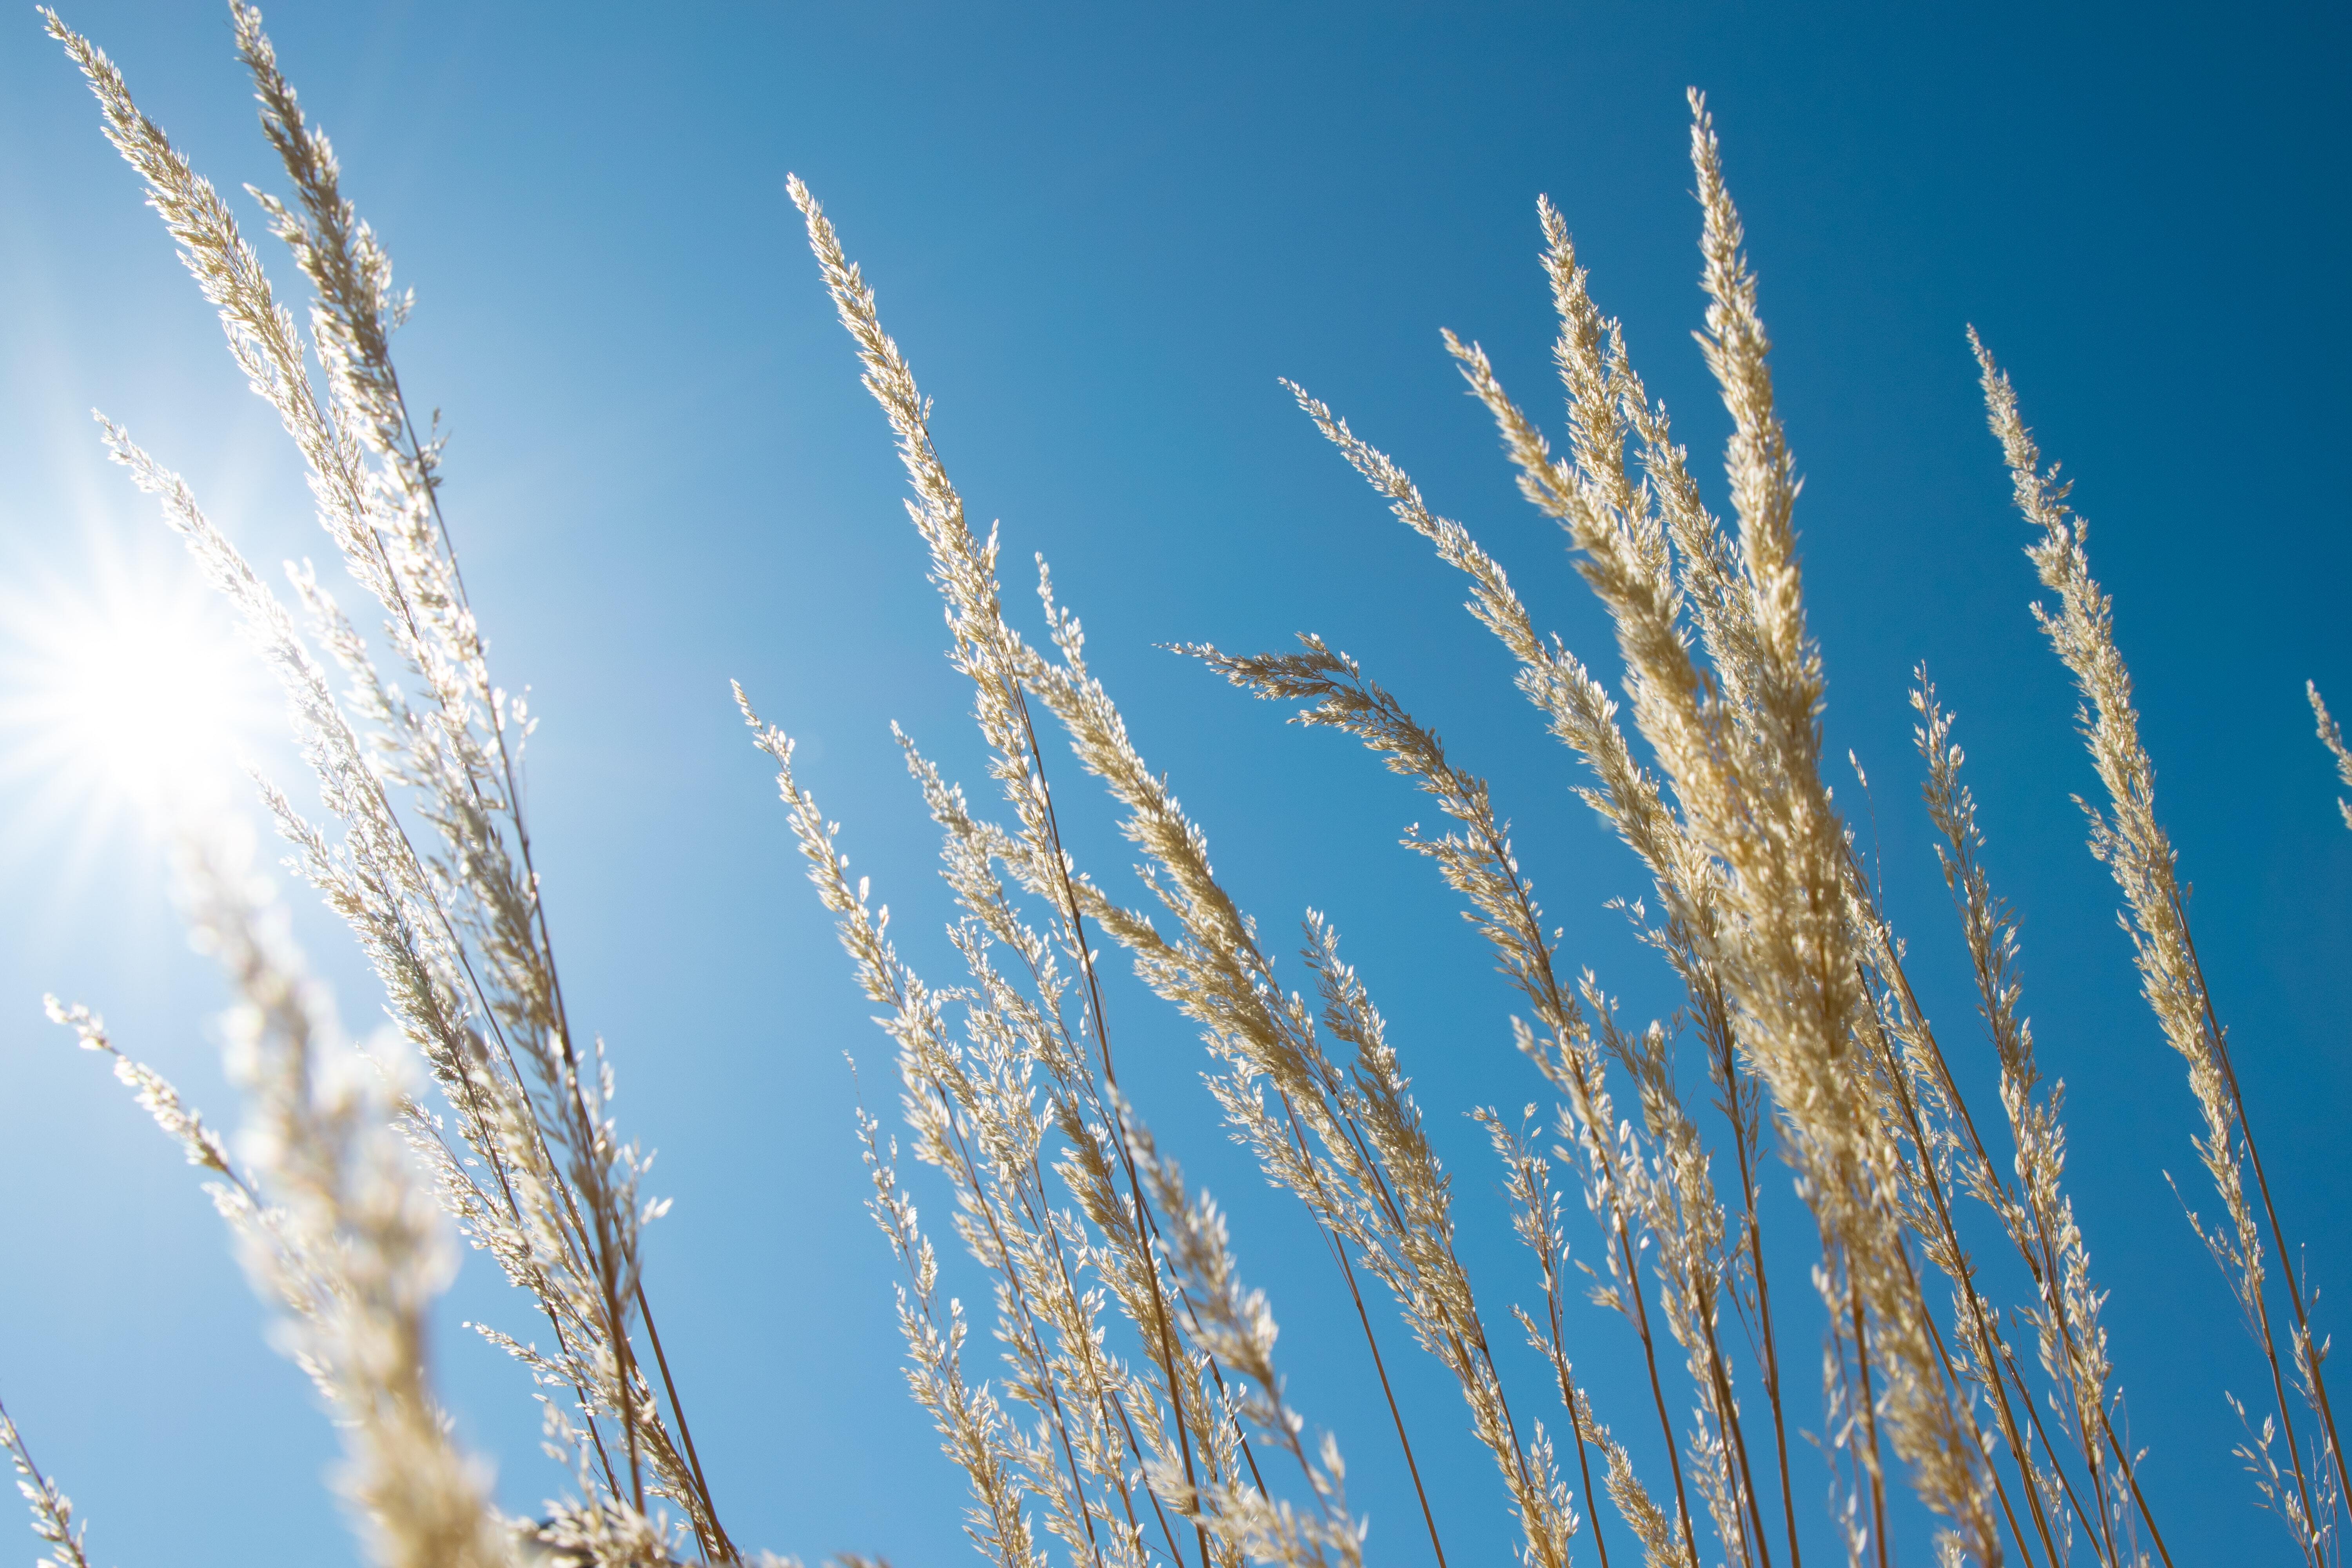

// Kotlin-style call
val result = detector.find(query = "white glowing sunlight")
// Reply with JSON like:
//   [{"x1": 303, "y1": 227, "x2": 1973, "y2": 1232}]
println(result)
[{"x1": 0, "y1": 549, "x2": 276, "y2": 837}]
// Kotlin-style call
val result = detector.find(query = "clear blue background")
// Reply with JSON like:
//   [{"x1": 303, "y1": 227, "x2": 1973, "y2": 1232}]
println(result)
[{"x1": 1, "y1": 2, "x2": 2347, "y2": 1564}]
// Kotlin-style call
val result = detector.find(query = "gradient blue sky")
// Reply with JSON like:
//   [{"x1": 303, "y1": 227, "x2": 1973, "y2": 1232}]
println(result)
[{"x1": 2, "y1": 2, "x2": 2348, "y2": 1564}]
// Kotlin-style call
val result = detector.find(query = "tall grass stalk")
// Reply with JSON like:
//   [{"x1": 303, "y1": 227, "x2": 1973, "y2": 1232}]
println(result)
[
  {"x1": 34, "y1": 5, "x2": 731, "y2": 1558},
  {"x1": 1976, "y1": 336, "x2": 2347, "y2": 1564}
]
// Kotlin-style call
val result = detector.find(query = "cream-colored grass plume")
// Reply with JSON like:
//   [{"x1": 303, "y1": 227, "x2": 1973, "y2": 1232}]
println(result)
[
  {"x1": 1275, "y1": 92, "x2": 2011, "y2": 1568},
  {"x1": 1976, "y1": 333, "x2": 2345, "y2": 1566},
  {"x1": 47, "y1": 833, "x2": 510, "y2": 1568},
  {"x1": 0, "y1": 1398, "x2": 96, "y2": 1568},
  {"x1": 751, "y1": 176, "x2": 1373, "y2": 1568},
  {"x1": 2310, "y1": 684, "x2": 2352, "y2": 830},
  {"x1": 1192, "y1": 636, "x2": 1733, "y2": 1568},
  {"x1": 1241, "y1": 75, "x2": 2348, "y2": 1568},
  {"x1": 1909, "y1": 679, "x2": 2166, "y2": 1564},
  {"x1": 33, "y1": 5, "x2": 735, "y2": 1562}
]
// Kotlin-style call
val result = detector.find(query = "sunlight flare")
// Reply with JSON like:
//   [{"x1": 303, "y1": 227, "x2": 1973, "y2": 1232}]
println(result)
[{"x1": 0, "y1": 548, "x2": 275, "y2": 830}]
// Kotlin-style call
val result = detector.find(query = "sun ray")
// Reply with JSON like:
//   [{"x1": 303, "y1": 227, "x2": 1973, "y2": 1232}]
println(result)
[{"x1": 0, "y1": 529, "x2": 278, "y2": 853}]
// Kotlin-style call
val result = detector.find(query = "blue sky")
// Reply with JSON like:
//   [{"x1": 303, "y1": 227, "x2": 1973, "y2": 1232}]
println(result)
[{"x1": 1, "y1": 2, "x2": 2347, "y2": 1564}]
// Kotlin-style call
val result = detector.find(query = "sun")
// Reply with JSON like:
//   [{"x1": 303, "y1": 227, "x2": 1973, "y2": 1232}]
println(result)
[{"x1": 0, "y1": 540, "x2": 281, "y2": 840}]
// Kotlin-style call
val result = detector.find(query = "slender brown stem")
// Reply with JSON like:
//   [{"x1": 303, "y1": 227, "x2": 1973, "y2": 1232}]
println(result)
[
  {"x1": 0, "y1": 1395, "x2": 87, "y2": 1568},
  {"x1": 2002, "y1": 1344, "x2": 2105, "y2": 1559},
  {"x1": 414, "y1": 997, "x2": 626, "y2": 1508},
  {"x1": 941, "y1": 1104, "x2": 1107, "y2": 1568},
  {"x1": 1272, "y1": 1093, "x2": 1448, "y2": 1568},
  {"x1": 2179, "y1": 902, "x2": 2348, "y2": 1524},
  {"x1": 2096, "y1": 1401, "x2": 2176, "y2": 1568},
  {"x1": 1749, "y1": 1215, "x2": 1800, "y2": 1568},
  {"x1": 1007, "y1": 680, "x2": 1204, "y2": 1568},
  {"x1": 1475, "y1": 818, "x2": 1698, "y2": 1566},
  {"x1": 1622, "y1": 1210, "x2": 1705, "y2": 1568},
  {"x1": 1655, "y1": 1014, "x2": 1769, "y2": 1568},
  {"x1": 1539, "y1": 1273, "x2": 1610, "y2": 1568},
  {"x1": 635, "y1": 1282, "x2": 733, "y2": 1561},
  {"x1": 1947, "y1": 1276, "x2": 2068, "y2": 1568},
  {"x1": 1846, "y1": 1273, "x2": 1890, "y2": 1568},
  {"x1": 336, "y1": 699, "x2": 646, "y2": 1527},
  {"x1": 2215, "y1": 1093, "x2": 2323, "y2": 1555},
  {"x1": 372, "y1": 369, "x2": 677, "y2": 1537},
  {"x1": 994, "y1": 928, "x2": 1269, "y2": 1528},
  {"x1": 1710, "y1": 1008, "x2": 1801, "y2": 1568},
  {"x1": 1314, "y1": 1044, "x2": 1555, "y2": 1564},
  {"x1": 1530, "y1": 1024, "x2": 1699, "y2": 1567},
  {"x1": 1910, "y1": 949, "x2": 2164, "y2": 1561},
  {"x1": 1698, "y1": 1302, "x2": 1772, "y2": 1568},
  {"x1": 1875, "y1": 856, "x2": 2170, "y2": 1568},
  {"x1": 1853, "y1": 820, "x2": 2153, "y2": 1561},
  {"x1": 1428, "y1": 1214, "x2": 1557, "y2": 1559},
  {"x1": 1016, "y1": 1149, "x2": 1191, "y2": 1561},
  {"x1": 474, "y1": 547, "x2": 648, "y2": 1524},
  {"x1": 1860, "y1": 979, "x2": 2069, "y2": 1568},
  {"x1": 199, "y1": 68, "x2": 673, "y2": 1522},
  {"x1": 1883, "y1": 1229, "x2": 2046, "y2": 1568},
  {"x1": 1109, "y1": 1389, "x2": 1197, "y2": 1568},
  {"x1": 1330, "y1": 1224, "x2": 1448, "y2": 1568}
]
